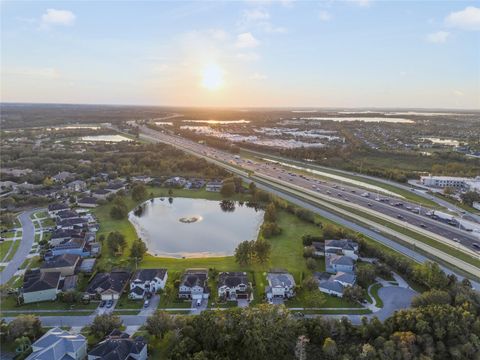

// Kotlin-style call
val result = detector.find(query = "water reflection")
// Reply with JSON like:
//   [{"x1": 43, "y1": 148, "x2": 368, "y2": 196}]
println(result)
[{"x1": 129, "y1": 197, "x2": 264, "y2": 258}]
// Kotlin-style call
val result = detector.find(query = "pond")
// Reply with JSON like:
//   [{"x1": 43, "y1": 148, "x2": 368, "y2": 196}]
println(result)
[{"x1": 129, "y1": 198, "x2": 264, "y2": 258}]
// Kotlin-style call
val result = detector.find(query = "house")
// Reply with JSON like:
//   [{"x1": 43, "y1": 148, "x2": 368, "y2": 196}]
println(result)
[
  {"x1": 26, "y1": 327, "x2": 87, "y2": 360},
  {"x1": 62, "y1": 275, "x2": 78, "y2": 292},
  {"x1": 329, "y1": 271, "x2": 356, "y2": 287},
  {"x1": 40, "y1": 254, "x2": 80, "y2": 277},
  {"x1": 164, "y1": 176, "x2": 186, "y2": 188},
  {"x1": 311, "y1": 242, "x2": 325, "y2": 257},
  {"x1": 315, "y1": 271, "x2": 356, "y2": 298},
  {"x1": 85, "y1": 270, "x2": 131, "y2": 300},
  {"x1": 324, "y1": 239, "x2": 359, "y2": 260},
  {"x1": 87, "y1": 330, "x2": 147, "y2": 360},
  {"x1": 48, "y1": 203, "x2": 70, "y2": 217},
  {"x1": 57, "y1": 217, "x2": 88, "y2": 230},
  {"x1": 91, "y1": 189, "x2": 111, "y2": 200},
  {"x1": 22, "y1": 270, "x2": 61, "y2": 303},
  {"x1": 185, "y1": 178, "x2": 206, "y2": 190},
  {"x1": 66, "y1": 180, "x2": 87, "y2": 192},
  {"x1": 178, "y1": 269, "x2": 209, "y2": 300},
  {"x1": 50, "y1": 229, "x2": 82, "y2": 246},
  {"x1": 77, "y1": 196, "x2": 98, "y2": 208},
  {"x1": 326, "y1": 255, "x2": 355, "y2": 274},
  {"x1": 217, "y1": 272, "x2": 250, "y2": 301},
  {"x1": 52, "y1": 171, "x2": 75, "y2": 183},
  {"x1": 131, "y1": 175, "x2": 153, "y2": 184},
  {"x1": 318, "y1": 279, "x2": 345, "y2": 297},
  {"x1": 56, "y1": 210, "x2": 79, "y2": 221},
  {"x1": 105, "y1": 182, "x2": 126, "y2": 194},
  {"x1": 46, "y1": 238, "x2": 90, "y2": 258},
  {"x1": 129, "y1": 269, "x2": 168, "y2": 300},
  {"x1": 206, "y1": 180, "x2": 223, "y2": 192},
  {"x1": 265, "y1": 271, "x2": 296, "y2": 301}
]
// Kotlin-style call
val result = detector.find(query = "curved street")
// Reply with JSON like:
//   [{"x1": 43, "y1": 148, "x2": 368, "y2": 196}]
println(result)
[{"x1": 0, "y1": 210, "x2": 37, "y2": 286}]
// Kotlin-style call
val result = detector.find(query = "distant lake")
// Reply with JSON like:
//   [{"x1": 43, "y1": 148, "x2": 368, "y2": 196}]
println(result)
[
  {"x1": 182, "y1": 119, "x2": 250, "y2": 124},
  {"x1": 129, "y1": 198, "x2": 264, "y2": 258},
  {"x1": 299, "y1": 117, "x2": 414, "y2": 124},
  {"x1": 420, "y1": 137, "x2": 460, "y2": 146},
  {"x1": 80, "y1": 135, "x2": 133, "y2": 142}
]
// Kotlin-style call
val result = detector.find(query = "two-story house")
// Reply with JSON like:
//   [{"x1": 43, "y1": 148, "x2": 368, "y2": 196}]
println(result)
[
  {"x1": 265, "y1": 271, "x2": 296, "y2": 302},
  {"x1": 326, "y1": 254, "x2": 355, "y2": 274},
  {"x1": 178, "y1": 269, "x2": 209, "y2": 300},
  {"x1": 129, "y1": 269, "x2": 168, "y2": 300},
  {"x1": 217, "y1": 272, "x2": 250, "y2": 301},
  {"x1": 324, "y1": 239, "x2": 359, "y2": 260}
]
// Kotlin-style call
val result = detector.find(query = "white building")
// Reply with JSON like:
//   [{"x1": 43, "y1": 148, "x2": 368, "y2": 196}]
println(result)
[
  {"x1": 420, "y1": 175, "x2": 480, "y2": 192},
  {"x1": 129, "y1": 269, "x2": 168, "y2": 300},
  {"x1": 265, "y1": 271, "x2": 296, "y2": 301},
  {"x1": 178, "y1": 269, "x2": 209, "y2": 300}
]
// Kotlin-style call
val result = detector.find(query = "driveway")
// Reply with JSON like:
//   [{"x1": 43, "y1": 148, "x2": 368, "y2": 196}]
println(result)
[
  {"x1": 139, "y1": 294, "x2": 160, "y2": 316},
  {"x1": 0, "y1": 210, "x2": 39, "y2": 286},
  {"x1": 190, "y1": 298, "x2": 208, "y2": 314}
]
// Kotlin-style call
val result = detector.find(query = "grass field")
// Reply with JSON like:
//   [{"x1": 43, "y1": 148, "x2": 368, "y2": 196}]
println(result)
[
  {"x1": 371, "y1": 283, "x2": 384, "y2": 308},
  {"x1": 0, "y1": 241, "x2": 13, "y2": 261},
  {"x1": 5, "y1": 240, "x2": 20, "y2": 262}
]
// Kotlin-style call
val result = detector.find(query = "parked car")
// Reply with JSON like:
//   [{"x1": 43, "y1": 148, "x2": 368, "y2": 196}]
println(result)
[
  {"x1": 106, "y1": 300, "x2": 114, "y2": 308},
  {"x1": 99, "y1": 300, "x2": 106, "y2": 308},
  {"x1": 196, "y1": 299, "x2": 202, "y2": 307},
  {"x1": 143, "y1": 300, "x2": 150, "y2": 308}
]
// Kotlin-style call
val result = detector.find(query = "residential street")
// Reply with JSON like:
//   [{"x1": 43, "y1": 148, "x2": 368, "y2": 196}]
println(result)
[{"x1": 0, "y1": 210, "x2": 38, "y2": 286}]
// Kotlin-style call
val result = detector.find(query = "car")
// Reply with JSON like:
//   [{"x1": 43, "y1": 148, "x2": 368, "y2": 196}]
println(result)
[
  {"x1": 99, "y1": 300, "x2": 106, "y2": 308},
  {"x1": 420, "y1": 223, "x2": 427, "y2": 228},
  {"x1": 106, "y1": 300, "x2": 114, "y2": 308},
  {"x1": 367, "y1": 203, "x2": 372, "y2": 207},
  {"x1": 472, "y1": 243, "x2": 480, "y2": 251},
  {"x1": 397, "y1": 215, "x2": 404, "y2": 220},
  {"x1": 196, "y1": 299, "x2": 202, "y2": 307},
  {"x1": 453, "y1": 238, "x2": 460, "y2": 243},
  {"x1": 143, "y1": 300, "x2": 150, "y2": 308}
]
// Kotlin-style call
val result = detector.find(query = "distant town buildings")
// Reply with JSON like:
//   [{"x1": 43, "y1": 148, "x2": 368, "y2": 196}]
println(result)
[{"x1": 420, "y1": 175, "x2": 480, "y2": 192}]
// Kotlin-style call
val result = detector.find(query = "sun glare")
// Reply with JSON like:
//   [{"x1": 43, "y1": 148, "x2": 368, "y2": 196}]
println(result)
[{"x1": 201, "y1": 64, "x2": 224, "y2": 91}]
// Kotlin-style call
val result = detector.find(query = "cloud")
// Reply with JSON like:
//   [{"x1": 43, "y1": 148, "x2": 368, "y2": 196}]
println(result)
[
  {"x1": 41, "y1": 9, "x2": 76, "y2": 27},
  {"x1": 426, "y1": 31, "x2": 450, "y2": 43},
  {"x1": 207, "y1": 29, "x2": 229, "y2": 41},
  {"x1": 445, "y1": 6, "x2": 480, "y2": 31},
  {"x1": 235, "y1": 32, "x2": 260, "y2": 48},
  {"x1": 318, "y1": 10, "x2": 332, "y2": 22},
  {"x1": 349, "y1": 0, "x2": 372, "y2": 8},
  {"x1": 453, "y1": 89, "x2": 464, "y2": 97},
  {"x1": 236, "y1": 52, "x2": 260, "y2": 61},
  {"x1": 244, "y1": 9, "x2": 270, "y2": 21},
  {"x1": 250, "y1": 72, "x2": 267, "y2": 80}
]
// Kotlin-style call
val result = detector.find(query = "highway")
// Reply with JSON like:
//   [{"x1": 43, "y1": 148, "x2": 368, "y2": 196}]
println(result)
[{"x1": 140, "y1": 126, "x2": 480, "y2": 255}]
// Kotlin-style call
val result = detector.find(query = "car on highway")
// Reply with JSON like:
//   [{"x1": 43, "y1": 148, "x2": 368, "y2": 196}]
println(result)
[
  {"x1": 472, "y1": 243, "x2": 480, "y2": 251},
  {"x1": 397, "y1": 215, "x2": 404, "y2": 220},
  {"x1": 420, "y1": 223, "x2": 427, "y2": 228}
]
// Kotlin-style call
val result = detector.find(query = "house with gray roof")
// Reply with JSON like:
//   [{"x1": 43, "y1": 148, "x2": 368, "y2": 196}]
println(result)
[
  {"x1": 217, "y1": 272, "x2": 250, "y2": 301},
  {"x1": 206, "y1": 180, "x2": 223, "y2": 192},
  {"x1": 330, "y1": 271, "x2": 356, "y2": 287},
  {"x1": 22, "y1": 270, "x2": 61, "y2": 304},
  {"x1": 315, "y1": 271, "x2": 356, "y2": 298},
  {"x1": 324, "y1": 239, "x2": 359, "y2": 260},
  {"x1": 178, "y1": 269, "x2": 209, "y2": 300},
  {"x1": 26, "y1": 327, "x2": 87, "y2": 360},
  {"x1": 52, "y1": 171, "x2": 75, "y2": 183},
  {"x1": 326, "y1": 254, "x2": 355, "y2": 274},
  {"x1": 265, "y1": 271, "x2": 296, "y2": 302},
  {"x1": 88, "y1": 330, "x2": 147, "y2": 360},
  {"x1": 77, "y1": 197, "x2": 98, "y2": 208},
  {"x1": 66, "y1": 180, "x2": 87, "y2": 192},
  {"x1": 91, "y1": 189, "x2": 111, "y2": 200},
  {"x1": 40, "y1": 254, "x2": 80, "y2": 277},
  {"x1": 85, "y1": 270, "x2": 131, "y2": 300},
  {"x1": 318, "y1": 279, "x2": 345, "y2": 297},
  {"x1": 129, "y1": 269, "x2": 168, "y2": 300}
]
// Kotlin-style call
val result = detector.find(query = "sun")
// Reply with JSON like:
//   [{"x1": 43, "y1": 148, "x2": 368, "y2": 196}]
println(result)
[{"x1": 201, "y1": 64, "x2": 224, "y2": 91}]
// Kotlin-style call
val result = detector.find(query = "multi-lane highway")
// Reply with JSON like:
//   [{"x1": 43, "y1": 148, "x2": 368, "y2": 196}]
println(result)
[{"x1": 141, "y1": 126, "x2": 480, "y2": 256}]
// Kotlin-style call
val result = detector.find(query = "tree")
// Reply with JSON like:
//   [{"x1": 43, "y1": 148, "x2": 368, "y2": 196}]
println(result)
[
  {"x1": 110, "y1": 197, "x2": 128, "y2": 219},
  {"x1": 249, "y1": 182, "x2": 257, "y2": 195},
  {"x1": 322, "y1": 337, "x2": 338, "y2": 358},
  {"x1": 411, "y1": 289, "x2": 451, "y2": 308},
  {"x1": 145, "y1": 311, "x2": 177, "y2": 339},
  {"x1": 220, "y1": 181, "x2": 235, "y2": 197},
  {"x1": 131, "y1": 183, "x2": 147, "y2": 201},
  {"x1": 303, "y1": 246, "x2": 315, "y2": 258},
  {"x1": 302, "y1": 276, "x2": 319, "y2": 291},
  {"x1": 461, "y1": 191, "x2": 480, "y2": 206},
  {"x1": 343, "y1": 285, "x2": 365, "y2": 303},
  {"x1": 107, "y1": 231, "x2": 127, "y2": 253},
  {"x1": 130, "y1": 238, "x2": 147, "y2": 261},
  {"x1": 90, "y1": 314, "x2": 122, "y2": 338},
  {"x1": 254, "y1": 240, "x2": 271, "y2": 264},
  {"x1": 306, "y1": 258, "x2": 317, "y2": 271},
  {"x1": 261, "y1": 222, "x2": 282, "y2": 238},
  {"x1": 443, "y1": 186, "x2": 455, "y2": 196},
  {"x1": 264, "y1": 203, "x2": 277, "y2": 223},
  {"x1": 356, "y1": 264, "x2": 377, "y2": 288},
  {"x1": 60, "y1": 290, "x2": 82, "y2": 304},
  {"x1": 234, "y1": 240, "x2": 254, "y2": 265},
  {"x1": 7, "y1": 315, "x2": 43, "y2": 340},
  {"x1": 14, "y1": 336, "x2": 31, "y2": 353}
]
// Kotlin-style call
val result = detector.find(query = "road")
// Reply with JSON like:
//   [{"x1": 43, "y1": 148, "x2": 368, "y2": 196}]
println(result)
[
  {"x1": 140, "y1": 126, "x2": 480, "y2": 285},
  {"x1": 0, "y1": 210, "x2": 38, "y2": 286},
  {"x1": 140, "y1": 127, "x2": 480, "y2": 253},
  {"x1": 243, "y1": 148, "x2": 480, "y2": 224}
]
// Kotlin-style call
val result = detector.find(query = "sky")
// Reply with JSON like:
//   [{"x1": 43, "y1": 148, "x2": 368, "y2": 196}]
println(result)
[{"x1": 1, "y1": 0, "x2": 479, "y2": 109}]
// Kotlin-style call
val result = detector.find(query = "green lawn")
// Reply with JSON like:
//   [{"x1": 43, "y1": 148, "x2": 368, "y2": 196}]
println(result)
[
  {"x1": 0, "y1": 241, "x2": 13, "y2": 261},
  {"x1": 116, "y1": 293, "x2": 144, "y2": 310},
  {"x1": 371, "y1": 283, "x2": 384, "y2": 308},
  {"x1": 0, "y1": 296, "x2": 99, "y2": 314},
  {"x1": 5, "y1": 240, "x2": 20, "y2": 262}
]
